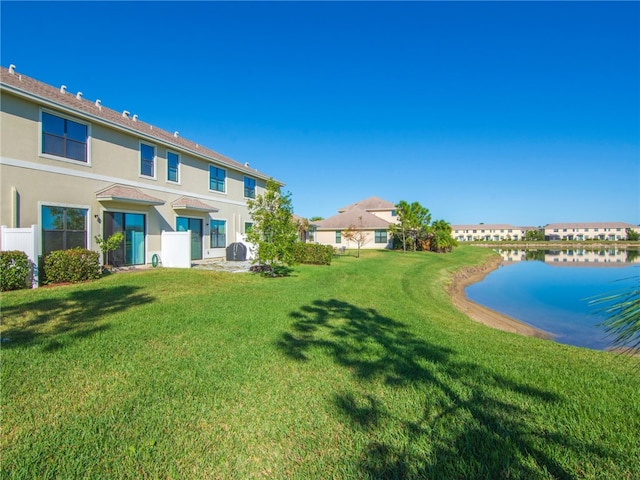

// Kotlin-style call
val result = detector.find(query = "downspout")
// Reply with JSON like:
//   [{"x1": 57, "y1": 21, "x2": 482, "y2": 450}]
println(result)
[{"x1": 11, "y1": 186, "x2": 19, "y2": 227}]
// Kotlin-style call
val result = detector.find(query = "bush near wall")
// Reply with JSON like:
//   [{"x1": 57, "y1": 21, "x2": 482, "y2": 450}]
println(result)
[
  {"x1": 43, "y1": 248, "x2": 101, "y2": 284},
  {"x1": 292, "y1": 243, "x2": 333, "y2": 265},
  {"x1": 0, "y1": 250, "x2": 31, "y2": 291}
]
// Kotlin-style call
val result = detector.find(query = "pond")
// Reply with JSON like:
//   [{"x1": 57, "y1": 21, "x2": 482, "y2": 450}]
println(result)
[{"x1": 466, "y1": 248, "x2": 639, "y2": 350}]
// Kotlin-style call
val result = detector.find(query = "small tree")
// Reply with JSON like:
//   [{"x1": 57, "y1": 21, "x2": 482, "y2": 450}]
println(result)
[
  {"x1": 246, "y1": 179, "x2": 299, "y2": 275},
  {"x1": 94, "y1": 232, "x2": 124, "y2": 269},
  {"x1": 627, "y1": 228, "x2": 639, "y2": 241},
  {"x1": 296, "y1": 216, "x2": 310, "y2": 242},
  {"x1": 342, "y1": 217, "x2": 369, "y2": 258},
  {"x1": 390, "y1": 200, "x2": 431, "y2": 252},
  {"x1": 524, "y1": 229, "x2": 545, "y2": 241}
]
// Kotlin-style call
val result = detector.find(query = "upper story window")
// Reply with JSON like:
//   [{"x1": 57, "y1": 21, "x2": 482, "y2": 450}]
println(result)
[
  {"x1": 391, "y1": 209, "x2": 397, "y2": 217},
  {"x1": 140, "y1": 143, "x2": 155, "y2": 178},
  {"x1": 209, "y1": 166, "x2": 226, "y2": 192},
  {"x1": 167, "y1": 151, "x2": 179, "y2": 183},
  {"x1": 41, "y1": 111, "x2": 88, "y2": 163},
  {"x1": 244, "y1": 176, "x2": 256, "y2": 199}
]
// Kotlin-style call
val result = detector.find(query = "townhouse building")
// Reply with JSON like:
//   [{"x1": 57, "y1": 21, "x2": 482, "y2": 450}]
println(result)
[
  {"x1": 0, "y1": 65, "x2": 278, "y2": 266},
  {"x1": 313, "y1": 196, "x2": 397, "y2": 249},
  {"x1": 453, "y1": 223, "x2": 639, "y2": 242},
  {"x1": 452, "y1": 224, "x2": 539, "y2": 242},
  {"x1": 544, "y1": 222, "x2": 637, "y2": 241}
]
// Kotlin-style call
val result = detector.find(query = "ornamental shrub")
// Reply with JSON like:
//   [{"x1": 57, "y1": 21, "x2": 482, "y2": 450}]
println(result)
[
  {"x1": 292, "y1": 243, "x2": 333, "y2": 265},
  {"x1": 0, "y1": 250, "x2": 31, "y2": 291},
  {"x1": 43, "y1": 248, "x2": 101, "y2": 284}
]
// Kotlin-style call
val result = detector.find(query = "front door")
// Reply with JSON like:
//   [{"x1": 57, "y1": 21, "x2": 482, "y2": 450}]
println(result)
[{"x1": 177, "y1": 217, "x2": 202, "y2": 261}]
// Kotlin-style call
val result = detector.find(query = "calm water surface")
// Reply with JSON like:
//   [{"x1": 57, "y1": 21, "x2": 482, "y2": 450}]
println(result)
[{"x1": 466, "y1": 251, "x2": 639, "y2": 350}]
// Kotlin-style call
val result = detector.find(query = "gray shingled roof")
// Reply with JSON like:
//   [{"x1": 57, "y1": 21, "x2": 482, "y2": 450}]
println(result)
[
  {"x1": 0, "y1": 65, "x2": 278, "y2": 182},
  {"x1": 314, "y1": 208, "x2": 391, "y2": 230},
  {"x1": 337, "y1": 196, "x2": 396, "y2": 212}
]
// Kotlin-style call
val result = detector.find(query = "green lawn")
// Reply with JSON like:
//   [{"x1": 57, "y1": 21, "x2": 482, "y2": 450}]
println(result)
[{"x1": 2, "y1": 247, "x2": 639, "y2": 479}]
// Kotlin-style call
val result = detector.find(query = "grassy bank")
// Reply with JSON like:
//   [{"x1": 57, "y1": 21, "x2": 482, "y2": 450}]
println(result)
[{"x1": 2, "y1": 247, "x2": 638, "y2": 479}]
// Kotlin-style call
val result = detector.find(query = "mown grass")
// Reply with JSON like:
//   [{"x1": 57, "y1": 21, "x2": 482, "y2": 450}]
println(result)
[{"x1": 1, "y1": 247, "x2": 639, "y2": 479}]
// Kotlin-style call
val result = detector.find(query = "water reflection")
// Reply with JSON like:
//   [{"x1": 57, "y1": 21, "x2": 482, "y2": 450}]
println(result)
[{"x1": 497, "y1": 248, "x2": 639, "y2": 266}]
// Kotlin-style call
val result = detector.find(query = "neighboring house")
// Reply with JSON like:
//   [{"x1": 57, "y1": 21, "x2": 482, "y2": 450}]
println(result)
[
  {"x1": 0, "y1": 65, "x2": 279, "y2": 266},
  {"x1": 313, "y1": 196, "x2": 397, "y2": 249},
  {"x1": 452, "y1": 224, "x2": 539, "y2": 242},
  {"x1": 544, "y1": 222, "x2": 639, "y2": 241}
]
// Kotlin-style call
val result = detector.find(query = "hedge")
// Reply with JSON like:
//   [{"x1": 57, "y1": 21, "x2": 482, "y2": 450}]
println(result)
[
  {"x1": 292, "y1": 243, "x2": 333, "y2": 265},
  {"x1": 43, "y1": 248, "x2": 101, "y2": 284},
  {"x1": 0, "y1": 250, "x2": 31, "y2": 291}
]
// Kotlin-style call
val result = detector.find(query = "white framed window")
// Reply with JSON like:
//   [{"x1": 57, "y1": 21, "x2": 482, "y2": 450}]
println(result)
[
  {"x1": 244, "y1": 176, "x2": 256, "y2": 198},
  {"x1": 140, "y1": 142, "x2": 156, "y2": 178},
  {"x1": 209, "y1": 166, "x2": 226, "y2": 192},
  {"x1": 375, "y1": 230, "x2": 388, "y2": 244},
  {"x1": 167, "y1": 151, "x2": 180, "y2": 183},
  {"x1": 40, "y1": 109, "x2": 91, "y2": 165},
  {"x1": 210, "y1": 219, "x2": 226, "y2": 248},
  {"x1": 39, "y1": 202, "x2": 90, "y2": 256}
]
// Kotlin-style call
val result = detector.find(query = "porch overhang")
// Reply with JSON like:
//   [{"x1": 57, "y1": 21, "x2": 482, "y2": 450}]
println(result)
[
  {"x1": 171, "y1": 196, "x2": 218, "y2": 213},
  {"x1": 96, "y1": 185, "x2": 164, "y2": 206}
]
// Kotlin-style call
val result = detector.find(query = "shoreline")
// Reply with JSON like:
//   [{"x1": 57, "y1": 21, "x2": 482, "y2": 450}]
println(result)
[{"x1": 447, "y1": 255, "x2": 553, "y2": 339}]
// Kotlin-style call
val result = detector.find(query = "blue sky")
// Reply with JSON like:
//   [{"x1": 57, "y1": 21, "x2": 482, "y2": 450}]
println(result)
[{"x1": 2, "y1": 1, "x2": 638, "y2": 226}]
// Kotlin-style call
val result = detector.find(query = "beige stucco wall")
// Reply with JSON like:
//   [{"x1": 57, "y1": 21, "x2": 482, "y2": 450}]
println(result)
[
  {"x1": 314, "y1": 229, "x2": 391, "y2": 249},
  {"x1": 368, "y1": 209, "x2": 397, "y2": 224},
  {"x1": 0, "y1": 90, "x2": 266, "y2": 261}
]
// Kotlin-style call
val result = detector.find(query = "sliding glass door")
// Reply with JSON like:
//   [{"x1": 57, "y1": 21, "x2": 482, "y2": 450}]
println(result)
[{"x1": 103, "y1": 212, "x2": 146, "y2": 266}]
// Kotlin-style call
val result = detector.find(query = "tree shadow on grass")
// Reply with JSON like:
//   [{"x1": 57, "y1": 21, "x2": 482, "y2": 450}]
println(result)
[
  {"x1": 278, "y1": 299, "x2": 618, "y2": 479},
  {"x1": 1, "y1": 285, "x2": 154, "y2": 351}
]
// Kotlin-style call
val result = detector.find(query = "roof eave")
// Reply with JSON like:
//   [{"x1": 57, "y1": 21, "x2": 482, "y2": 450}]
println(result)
[{"x1": 1, "y1": 80, "x2": 279, "y2": 183}]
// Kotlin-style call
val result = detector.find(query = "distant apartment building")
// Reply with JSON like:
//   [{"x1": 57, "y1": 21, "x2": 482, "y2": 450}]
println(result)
[
  {"x1": 0, "y1": 65, "x2": 279, "y2": 266},
  {"x1": 453, "y1": 222, "x2": 639, "y2": 242},
  {"x1": 452, "y1": 224, "x2": 539, "y2": 242},
  {"x1": 544, "y1": 222, "x2": 638, "y2": 241}
]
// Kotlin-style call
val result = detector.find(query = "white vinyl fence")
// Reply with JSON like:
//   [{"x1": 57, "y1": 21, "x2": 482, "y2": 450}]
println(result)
[
  {"x1": 160, "y1": 231, "x2": 191, "y2": 268},
  {"x1": 1, "y1": 225, "x2": 39, "y2": 287}
]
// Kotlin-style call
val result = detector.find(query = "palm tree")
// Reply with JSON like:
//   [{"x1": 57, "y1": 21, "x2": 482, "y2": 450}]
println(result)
[
  {"x1": 591, "y1": 277, "x2": 640, "y2": 354},
  {"x1": 430, "y1": 219, "x2": 457, "y2": 253}
]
